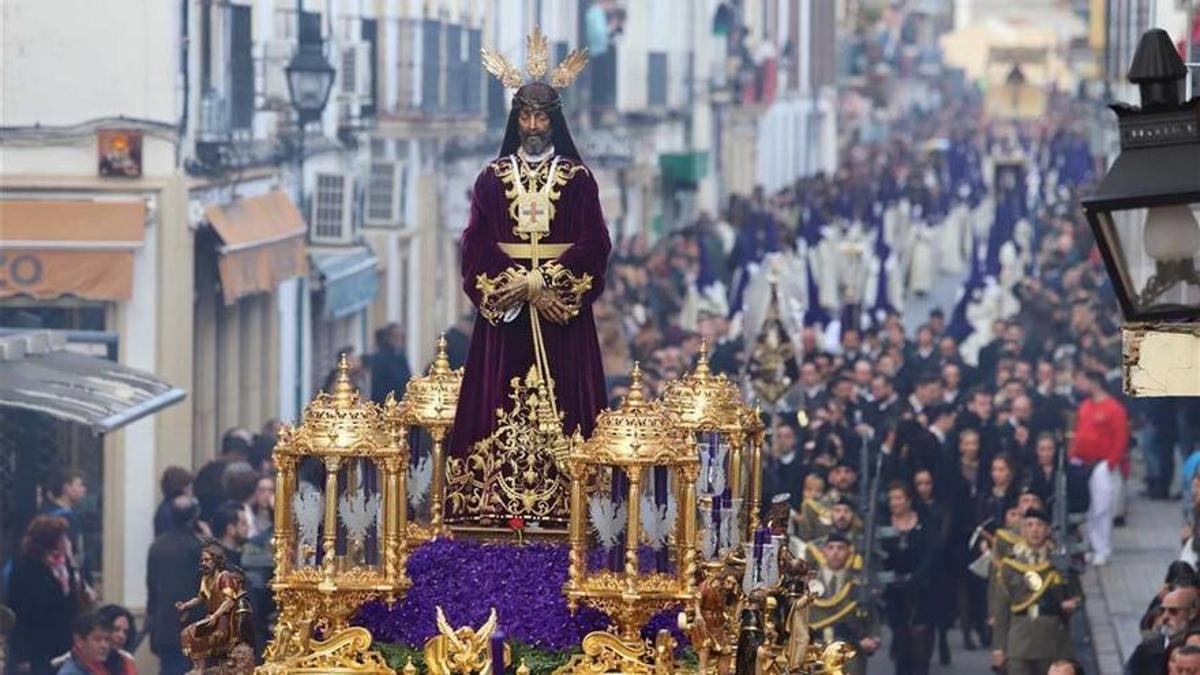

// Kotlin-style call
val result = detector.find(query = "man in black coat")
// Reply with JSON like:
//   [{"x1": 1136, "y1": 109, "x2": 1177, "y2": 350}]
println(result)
[
  {"x1": 370, "y1": 323, "x2": 413, "y2": 404},
  {"x1": 146, "y1": 496, "x2": 204, "y2": 675}
]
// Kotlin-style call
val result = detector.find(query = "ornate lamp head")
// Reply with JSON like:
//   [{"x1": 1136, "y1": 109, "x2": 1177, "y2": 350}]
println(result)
[
  {"x1": 573, "y1": 363, "x2": 693, "y2": 467},
  {"x1": 660, "y1": 340, "x2": 745, "y2": 437},
  {"x1": 482, "y1": 26, "x2": 588, "y2": 112},
  {"x1": 391, "y1": 334, "x2": 462, "y2": 431}
]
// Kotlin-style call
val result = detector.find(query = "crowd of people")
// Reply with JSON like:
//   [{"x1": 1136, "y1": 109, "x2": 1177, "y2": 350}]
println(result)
[{"x1": 586, "y1": 51, "x2": 1129, "y2": 673}]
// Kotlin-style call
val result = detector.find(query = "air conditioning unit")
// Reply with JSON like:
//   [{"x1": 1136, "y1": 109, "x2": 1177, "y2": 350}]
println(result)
[
  {"x1": 364, "y1": 160, "x2": 404, "y2": 227},
  {"x1": 261, "y1": 40, "x2": 294, "y2": 109},
  {"x1": 310, "y1": 173, "x2": 356, "y2": 244}
]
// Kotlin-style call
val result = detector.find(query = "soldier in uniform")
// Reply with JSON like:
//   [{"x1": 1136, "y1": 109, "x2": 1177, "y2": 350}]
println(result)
[
  {"x1": 990, "y1": 508, "x2": 1081, "y2": 675},
  {"x1": 808, "y1": 533, "x2": 880, "y2": 675}
]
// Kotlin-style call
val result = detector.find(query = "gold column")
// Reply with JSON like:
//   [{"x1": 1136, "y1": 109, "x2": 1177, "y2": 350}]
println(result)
[
  {"x1": 322, "y1": 457, "x2": 342, "y2": 576},
  {"x1": 678, "y1": 466, "x2": 698, "y2": 593},
  {"x1": 274, "y1": 456, "x2": 296, "y2": 575},
  {"x1": 382, "y1": 456, "x2": 403, "y2": 589},
  {"x1": 747, "y1": 438, "x2": 762, "y2": 534},
  {"x1": 567, "y1": 464, "x2": 586, "y2": 589},
  {"x1": 728, "y1": 432, "x2": 744, "y2": 521},
  {"x1": 430, "y1": 428, "x2": 447, "y2": 535},
  {"x1": 624, "y1": 468, "x2": 642, "y2": 589},
  {"x1": 396, "y1": 454, "x2": 409, "y2": 557}
]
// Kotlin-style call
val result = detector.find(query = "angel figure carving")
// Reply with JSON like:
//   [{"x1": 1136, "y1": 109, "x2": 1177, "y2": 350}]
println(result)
[{"x1": 423, "y1": 607, "x2": 507, "y2": 675}]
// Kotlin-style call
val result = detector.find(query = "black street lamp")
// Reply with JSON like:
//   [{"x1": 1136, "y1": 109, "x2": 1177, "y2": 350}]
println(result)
[
  {"x1": 1082, "y1": 28, "x2": 1200, "y2": 322},
  {"x1": 286, "y1": 44, "x2": 335, "y2": 126},
  {"x1": 286, "y1": 0, "x2": 335, "y2": 417}
]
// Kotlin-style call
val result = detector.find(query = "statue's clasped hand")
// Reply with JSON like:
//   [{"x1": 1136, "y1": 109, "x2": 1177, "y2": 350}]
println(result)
[
  {"x1": 534, "y1": 290, "x2": 574, "y2": 325},
  {"x1": 496, "y1": 272, "x2": 531, "y2": 311}
]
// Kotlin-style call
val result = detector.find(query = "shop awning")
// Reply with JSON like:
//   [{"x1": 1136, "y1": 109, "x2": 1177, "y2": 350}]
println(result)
[
  {"x1": 310, "y1": 245, "x2": 379, "y2": 319},
  {"x1": 205, "y1": 190, "x2": 307, "y2": 305},
  {"x1": 0, "y1": 200, "x2": 146, "y2": 301},
  {"x1": 0, "y1": 331, "x2": 186, "y2": 434}
]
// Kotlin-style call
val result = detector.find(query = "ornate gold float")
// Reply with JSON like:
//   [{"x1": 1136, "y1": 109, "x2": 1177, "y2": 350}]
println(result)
[
  {"x1": 389, "y1": 335, "x2": 462, "y2": 541},
  {"x1": 258, "y1": 356, "x2": 410, "y2": 675}
]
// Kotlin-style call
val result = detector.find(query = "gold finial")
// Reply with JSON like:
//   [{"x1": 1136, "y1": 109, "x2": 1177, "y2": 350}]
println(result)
[
  {"x1": 331, "y1": 352, "x2": 357, "y2": 406},
  {"x1": 430, "y1": 333, "x2": 452, "y2": 375},
  {"x1": 627, "y1": 362, "x2": 646, "y2": 405},
  {"x1": 695, "y1": 339, "x2": 712, "y2": 376},
  {"x1": 516, "y1": 657, "x2": 531, "y2": 675},
  {"x1": 402, "y1": 657, "x2": 418, "y2": 675}
]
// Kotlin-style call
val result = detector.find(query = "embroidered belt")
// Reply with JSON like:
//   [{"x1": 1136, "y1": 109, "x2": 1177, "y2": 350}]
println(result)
[{"x1": 499, "y1": 242, "x2": 571, "y2": 259}]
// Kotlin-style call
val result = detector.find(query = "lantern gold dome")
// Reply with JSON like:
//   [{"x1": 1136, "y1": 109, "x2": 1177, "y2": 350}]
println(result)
[{"x1": 571, "y1": 363, "x2": 694, "y2": 467}]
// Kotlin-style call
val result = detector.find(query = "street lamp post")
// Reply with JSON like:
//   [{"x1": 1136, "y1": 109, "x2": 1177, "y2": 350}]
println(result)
[
  {"x1": 1082, "y1": 28, "x2": 1200, "y2": 396},
  {"x1": 286, "y1": 0, "x2": 335, "y2": 416}
]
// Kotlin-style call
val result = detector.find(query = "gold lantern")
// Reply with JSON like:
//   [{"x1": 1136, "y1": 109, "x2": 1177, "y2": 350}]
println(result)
[
  {"x1": 660, "y1": 341, "x2": 766, "y2": 555},
  {"x1": 389, "y1": 334, "x2": 462, "y2": 541},
  {"x1": 259, "y1": 356, "x2": 410, "y2": 674},
  {"x1": 563, "y1": 363, "x2": 699, "y2": 656}
]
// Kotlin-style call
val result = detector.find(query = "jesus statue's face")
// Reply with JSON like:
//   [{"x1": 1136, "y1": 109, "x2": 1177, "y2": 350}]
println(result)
[{"x1": 518, "y1": 107, "x2": 552, "y2": 156}]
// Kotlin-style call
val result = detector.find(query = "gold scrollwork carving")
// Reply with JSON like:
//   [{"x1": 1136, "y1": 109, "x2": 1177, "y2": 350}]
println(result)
[
  {"x1": 551, "y1": 630, "x2": 682, "y2": 675},
  {"x1": 475, "y1": 267, "x2": 528, "y2": 325},
  {"x1": 445, "y1": 367, "x2": 571, "y2": 525},
  {"x1": 538, "y1": 261, "x2": 593, "y2": 318},
  {"x1": 255, "y1": 626, "x2": 391, "y2": 675}
]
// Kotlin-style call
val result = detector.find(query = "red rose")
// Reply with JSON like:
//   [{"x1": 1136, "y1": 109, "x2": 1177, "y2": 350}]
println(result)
[{"x1": 508, "y1": 516, "x2": 526, "y2": 545}]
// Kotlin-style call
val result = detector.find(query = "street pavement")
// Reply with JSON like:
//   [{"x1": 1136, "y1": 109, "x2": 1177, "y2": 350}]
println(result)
[{"x1": 1082, "y1": 467, "x2": 1181, "y2": 675}]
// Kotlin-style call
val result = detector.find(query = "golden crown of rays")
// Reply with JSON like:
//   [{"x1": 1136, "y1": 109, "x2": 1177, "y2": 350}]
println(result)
[{"x1": 481, "y1": 26, "x2": 589, "y2": 90}]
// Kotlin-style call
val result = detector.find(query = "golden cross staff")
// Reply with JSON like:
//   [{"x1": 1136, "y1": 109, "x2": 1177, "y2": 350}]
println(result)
[{"x1": 514, "y1": 160, "x2": 561, "y2": 423}]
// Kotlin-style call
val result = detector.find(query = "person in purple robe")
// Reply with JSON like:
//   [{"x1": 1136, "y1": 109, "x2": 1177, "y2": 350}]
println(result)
[{"x1": 449, "y1": 49, "x2": 610, "y2": 481}]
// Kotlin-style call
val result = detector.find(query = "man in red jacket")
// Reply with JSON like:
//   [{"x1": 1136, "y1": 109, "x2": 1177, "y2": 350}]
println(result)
[{"x1": 1069, "y1": 369, "x2": 1129, "y2": 567}]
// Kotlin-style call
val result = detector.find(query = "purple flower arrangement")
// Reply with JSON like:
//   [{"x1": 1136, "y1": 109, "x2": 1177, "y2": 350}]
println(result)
[{"x1": 354, "y1": 538, "x2": 690, "y2": 658}]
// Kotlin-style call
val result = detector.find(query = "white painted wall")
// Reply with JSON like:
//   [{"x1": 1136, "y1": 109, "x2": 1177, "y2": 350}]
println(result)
[
  {"x1": 1, "y1": 0, "x2": 178, "y2": 126},
  {"x1": 119, "y1": 205, "x2": 159, "y2": 609}
]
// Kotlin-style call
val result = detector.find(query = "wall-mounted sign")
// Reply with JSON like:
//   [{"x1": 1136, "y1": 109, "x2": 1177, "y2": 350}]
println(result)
[{"x1": 98, "y1": 129, "x2": 143, "y2": 178}]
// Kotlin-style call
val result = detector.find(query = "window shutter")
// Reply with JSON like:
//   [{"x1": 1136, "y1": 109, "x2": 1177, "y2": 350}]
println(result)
[
  {"x1": 421, "y1": 19, "x2": 441, "y2": 112},
  {"x1": 229, "y1": 5, "x2": 254, "y2": 130},
  {"x1": 445, "y1": 25, "x2": 463, "y2": 112},
  {"x1": 648, "y1": 52, "x2": 668, "y2": 107},
  {"x1": 300, "y1": 10, "x2": 322, "y2": 45},
  {"x1": 467, "y1": 28, "x2": 483, "y2": 113},
  {"x1": 361, "y1": 18, "x2": 378, "y2": 117}
]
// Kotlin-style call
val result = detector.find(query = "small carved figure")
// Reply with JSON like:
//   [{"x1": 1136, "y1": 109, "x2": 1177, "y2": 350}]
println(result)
[
  {"x1": 693, "y1": 568, "x2": 742, "y2": 673},
  {"x1": 177, "y1": 542, "x2": 254, "y2": 674},
  {"x1": 423, "y1": 607, "x2": 505, "y2": 675}
]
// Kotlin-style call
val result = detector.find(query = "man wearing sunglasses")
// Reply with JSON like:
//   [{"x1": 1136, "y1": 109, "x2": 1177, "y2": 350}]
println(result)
[{"x1": 1128, "y1": 586, "x2": 1200, "y2": 674}]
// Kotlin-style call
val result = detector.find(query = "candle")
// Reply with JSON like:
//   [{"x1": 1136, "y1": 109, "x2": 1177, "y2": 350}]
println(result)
[
  {"x1": 653, "y1": 466, "x2": 670, "y2": 572},
  {"x1": 711, "y1": 497, "x2": 722, "y2": 552},
  {"x1": 609, "y1": 469, "x2": 626, "y2": 571},
  {"x1": 491, "y1": 629, "x2": 505, "y2": 675}
]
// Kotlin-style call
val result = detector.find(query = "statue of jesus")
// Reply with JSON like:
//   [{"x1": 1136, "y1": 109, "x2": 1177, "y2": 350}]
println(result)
[{"x1": 447, "y1": 31, "x2": 609, "y2": 502}]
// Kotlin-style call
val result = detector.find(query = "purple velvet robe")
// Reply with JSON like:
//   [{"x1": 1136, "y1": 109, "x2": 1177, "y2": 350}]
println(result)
[{"x1": 449, "y1": 156, "x2": 611, "y2": 458}]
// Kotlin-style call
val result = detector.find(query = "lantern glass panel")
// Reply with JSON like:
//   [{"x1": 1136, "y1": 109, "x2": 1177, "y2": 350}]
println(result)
[
  {"x1": 406, "y1": 429, "x2": 434, "y2": 525},
  {"x1": 291, "y1": 457, "x2": 327, "y2": 569},
  {"x1": 1091, "y1": 203, "x2": 1200, "y2": 319},
  {"x1": 336, "y1": 458, "x2": 385, "y2": 570},
  {"x1": 585, "y1": 466, "x2": 628, "y2": 575},
  {"x1": 638, "y1": 466, "x2": 677, "y2": 576}
]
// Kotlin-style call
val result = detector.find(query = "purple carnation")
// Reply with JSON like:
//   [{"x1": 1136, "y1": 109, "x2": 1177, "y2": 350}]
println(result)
[{"x1": 355, "y1": 539, "x2": 610, "y2": 651}]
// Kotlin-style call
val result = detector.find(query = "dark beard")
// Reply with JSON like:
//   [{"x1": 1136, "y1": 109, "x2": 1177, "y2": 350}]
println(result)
[{"x1": 520, "y1": 131, "x2": 551, "y2": 156}]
